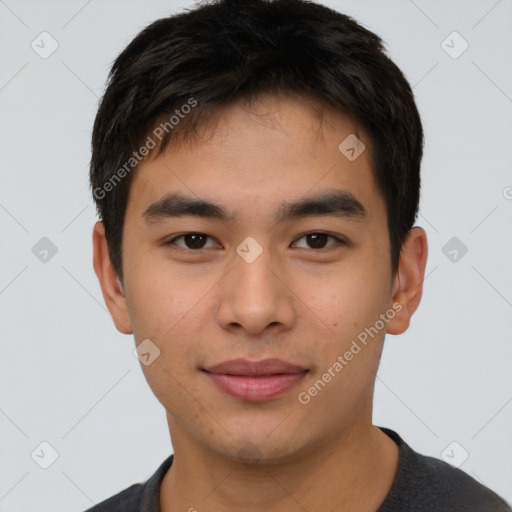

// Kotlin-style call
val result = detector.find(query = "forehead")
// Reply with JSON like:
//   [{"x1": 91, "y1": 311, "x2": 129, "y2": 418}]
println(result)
[{"x1": 126, "y1": 93, "x2": 384, "y2": 222}]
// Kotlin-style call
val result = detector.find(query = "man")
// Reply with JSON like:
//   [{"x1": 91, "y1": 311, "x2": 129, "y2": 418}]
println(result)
[{"x1": 87, "y1": 0, "x2": 511, "y2": 510}]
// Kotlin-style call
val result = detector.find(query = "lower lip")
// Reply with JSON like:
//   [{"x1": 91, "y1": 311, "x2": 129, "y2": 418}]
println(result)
[{"x1": 204, "y1": 371, "x2": 308, "y2": 402}]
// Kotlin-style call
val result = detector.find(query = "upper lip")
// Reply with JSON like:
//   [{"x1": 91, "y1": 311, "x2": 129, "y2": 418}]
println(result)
[{"x1": 203, "y1": 358, "x2": 307, "y2": 376}]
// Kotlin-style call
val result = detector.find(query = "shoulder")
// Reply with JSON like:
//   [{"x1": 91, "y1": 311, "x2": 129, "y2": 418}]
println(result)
[
  {"x1": 407, "y1": 452, "x2": 511, "y2": 511},
  {"x1": 379, "y1": 427, "x2": 511, "y2": 512},
  {"x1": 81, "y1": 483, "x2": 143, "y2": 512},
  {"x1": 79, "y1": 454, "x2": 174, "y2": 512}
]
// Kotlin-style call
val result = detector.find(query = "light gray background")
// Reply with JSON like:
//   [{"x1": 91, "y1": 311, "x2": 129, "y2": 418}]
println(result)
[{"x1": 1, "y1": 0, "x2": 511, "y2": 510}]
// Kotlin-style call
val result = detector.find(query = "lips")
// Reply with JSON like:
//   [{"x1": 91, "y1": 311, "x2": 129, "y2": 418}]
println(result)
[
  {"x1": 204, "y1": 358, "x2": 307, "y2": 376},
  {"x1": 203, "y1": 358, "x2": 308, "y2": 402}
]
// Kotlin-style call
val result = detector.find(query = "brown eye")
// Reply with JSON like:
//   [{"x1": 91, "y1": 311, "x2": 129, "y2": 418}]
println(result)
[
  {"x1": 306, "y1": 233, "x2": 329, "y2": 249},
  {"x1": 183, "y1": 234, "x2": 207, "y2": 249},
  {"x1": 293, "y1": 232, "x2": 342, "y2": 250},
  {"x1": 166, "y1": 233, "x2": 218, "y2": 250}
]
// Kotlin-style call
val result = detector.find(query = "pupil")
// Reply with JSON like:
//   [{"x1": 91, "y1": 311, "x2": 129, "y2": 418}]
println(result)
[
  {"x1": 308, "y1": 233, "x2": 326, "y2": 248},
  {"x1": 182, "y1": 234, "x2": 327, "y2": 250},
  {"x1": 186, "y1": 234, "x2": 205, "y2": 249}
]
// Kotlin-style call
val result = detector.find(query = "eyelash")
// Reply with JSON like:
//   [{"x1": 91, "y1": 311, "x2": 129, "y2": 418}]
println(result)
[{"x1": 164, "y1": 232, "x2": 346, "y2": 251}]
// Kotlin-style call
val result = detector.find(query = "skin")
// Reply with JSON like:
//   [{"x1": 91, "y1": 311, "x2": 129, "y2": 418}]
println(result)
[{"x1": 93, "y1": 93, "x2": 428, "y2": 511}]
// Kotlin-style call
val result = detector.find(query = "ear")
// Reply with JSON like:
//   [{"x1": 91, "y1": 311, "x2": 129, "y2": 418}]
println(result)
[
  {"x1": 386, "y1": 227, "x2": 428, "y2": 335},
  {"x1": 92, "y1": 222, "x2": 133, "y2": 334}
]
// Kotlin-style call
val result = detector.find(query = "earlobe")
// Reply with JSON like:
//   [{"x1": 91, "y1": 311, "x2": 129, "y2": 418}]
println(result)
[
  {"x1": 386, "y1": 227, "x2": 428, "y2": 335},
  {"x1": 92, "y1": 222, "x2": 133, "y2": 335}
]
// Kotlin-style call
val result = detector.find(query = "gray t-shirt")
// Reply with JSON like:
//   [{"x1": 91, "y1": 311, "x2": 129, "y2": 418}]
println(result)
[{"x1": 83, "y1": 427, "x2": 511, "y2": 511}]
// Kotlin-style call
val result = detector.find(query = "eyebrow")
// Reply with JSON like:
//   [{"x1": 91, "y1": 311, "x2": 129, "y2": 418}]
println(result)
[{"x1": 142, "y1": 190, "x2": 367, "y2": 224}]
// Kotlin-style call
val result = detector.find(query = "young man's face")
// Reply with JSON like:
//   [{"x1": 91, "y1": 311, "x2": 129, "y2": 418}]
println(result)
[{"x1": 96, "y1": 93, "x2": 423, "y2": 464}]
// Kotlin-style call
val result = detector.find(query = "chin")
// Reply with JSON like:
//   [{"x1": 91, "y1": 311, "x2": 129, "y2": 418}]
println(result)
[{"x1": 209, "y1": 428, "x2": 309, "y2": 466}]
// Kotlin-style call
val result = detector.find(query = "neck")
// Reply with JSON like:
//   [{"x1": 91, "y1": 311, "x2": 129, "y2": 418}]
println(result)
[{"x1": 160, "y1": 415, "x2": 399, "y2": 512}]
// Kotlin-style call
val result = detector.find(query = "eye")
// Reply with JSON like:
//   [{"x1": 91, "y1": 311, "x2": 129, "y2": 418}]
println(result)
[
  {"x1": 292, "y1": 232, "x2": 344, "y2": 250},
  {"x1": 165, "y1": 232, "x2": 344, "y2": 251},
  {"x1": 165, "y1": 233, "x2": 220, "y2": 250}
]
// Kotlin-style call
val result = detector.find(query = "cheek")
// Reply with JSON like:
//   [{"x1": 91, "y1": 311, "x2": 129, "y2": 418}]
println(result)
[
  {"x1": 300, "y1": 267, "x2": 391, "y2": 369},
  {"x1": 123, "y1": 252, "x2": 202, "y2": 338},
  {"x1": 128, "y1": 289, "x2": 206, "y2": 351},
  {"x1": 124, "y1": 263, "x2": 217, "y2": 379},
  {"x1": 128, "y1": 287, "x2": 207, "y2": 409},
  {"x1": 304, "y1": 267, "x2": 388, "y2": 327}
]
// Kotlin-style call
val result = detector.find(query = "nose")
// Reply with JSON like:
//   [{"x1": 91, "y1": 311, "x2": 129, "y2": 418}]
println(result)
[{"x1": 216, "y1": 242, "x2": 296, "y2": 336}]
